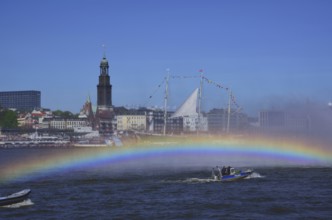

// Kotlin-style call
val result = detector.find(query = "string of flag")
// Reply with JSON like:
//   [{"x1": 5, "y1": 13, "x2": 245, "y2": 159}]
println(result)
[
  {"x1": 146, "y1": 75, "x2": 200, "y2": 103},
  {"x1": 145, "y1": 73, "x2": 241, "y2": 110},
  {"x1": 202, "y1": 76, "x2": 229, "y2": 90},
  {"x1": 202, "y1": 76, "x2": 240, "y2": 109}
]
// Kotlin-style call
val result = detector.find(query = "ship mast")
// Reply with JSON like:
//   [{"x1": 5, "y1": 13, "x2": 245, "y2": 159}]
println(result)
[
  {"x1": 226, "y1": 89, "x2": 232, "y2": 134},
  {"x1": 197, "y1": 69, "x2": 204, "y2": 134},
  {"x1": 163, "y1": 70, "x2": 170, "y2": 136}
]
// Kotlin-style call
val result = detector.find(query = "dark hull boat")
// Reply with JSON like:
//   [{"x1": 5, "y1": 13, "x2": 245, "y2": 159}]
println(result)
[
  {"x1": 0, "y1": 189, "x2": 31, "y2": 206},
  {"x1": 212, "y1": 166, "x2": 253, "y2": 182}
]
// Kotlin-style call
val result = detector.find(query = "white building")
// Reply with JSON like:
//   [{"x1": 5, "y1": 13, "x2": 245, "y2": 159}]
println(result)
[
  {"x1": 50, "y1": 119, "x2": 88, "y2": 130},
  {"x1": 183, "y1": 115, "x2": 208, "y2": 132},
  {"x1": 171, "y1": 88, "x2": 208, "y2": 133},
  {"x1": 116, "y1": 115, "x2": 147, "y2": 131}
]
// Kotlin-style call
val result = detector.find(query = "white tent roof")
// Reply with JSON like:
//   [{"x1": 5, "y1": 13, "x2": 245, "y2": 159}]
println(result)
[{"x1": 171, "y1": 88, "x2": 199, "y2": 118}]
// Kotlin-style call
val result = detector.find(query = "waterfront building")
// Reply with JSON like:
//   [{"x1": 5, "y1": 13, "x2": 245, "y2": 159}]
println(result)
[
  {"x1": 113, "y1": 107, "x2": 183, "y2": 134},
  {"x1": 17, "y1": 113, "x2": 34, "y2": 128},
  {"x1": 207, "y1": 108, "x2": 228, "y2": 133},
  {"x1": 170, "y1": 88, "x2": 208, "y2": 133},
  {"x1": 95, "y1": 55, "x2": 114, "y2": 134},
  {"x1": 183, "y1": 115, "x2": 208, "y2": 133},
  {"x1": 182, "y1": 115, "x2": 198, "y2": 132},
  {"x1": 259, "y1": 110, "x2": 311, "y2": 133},
  {"x1": 151, "y1": 110, "x2": 183, "y2": 134},
  {"x1": 0, "y1": 90, "x2": 41, "y2": 111},
  {"x1": 16, "y1": 108, "x2": 53, "y2": 129},
  {"x1": 259, "y1": 110, "x2": 285, "y2": 128},
  {"x1": 207, "y1": 108, "x2": 248, "y2": 134},
  {"x1": 116, "y1": 115, "x2": 147, "y2": 131},
  {"x1": 284, "y1": 112, "x2": 311, "y2": 132},
  {"x1": 49, "y1": 118, "x2": 88, "y2": 130}
]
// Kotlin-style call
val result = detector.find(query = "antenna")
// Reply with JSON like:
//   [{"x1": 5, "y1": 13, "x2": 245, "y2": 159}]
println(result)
[{"x1": 102, "y1": 44, "x2": 106, "y2": 58}]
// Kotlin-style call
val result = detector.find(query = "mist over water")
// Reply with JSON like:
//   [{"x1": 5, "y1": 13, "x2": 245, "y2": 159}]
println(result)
[
  {"x1": 257, "y1": 98, "x2": 332, "y2": 142},
  {"x1": 1, "y1": 135, "x2": 331, "y2": 185}
]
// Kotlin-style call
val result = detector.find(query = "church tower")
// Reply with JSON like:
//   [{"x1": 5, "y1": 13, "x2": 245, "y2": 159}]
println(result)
[
  {"x1": 97, "y1": 55, "x2": 112, "y2": 107},
  {"x1": 96, "y1": 54, "x2": 114, "y2": 134}
]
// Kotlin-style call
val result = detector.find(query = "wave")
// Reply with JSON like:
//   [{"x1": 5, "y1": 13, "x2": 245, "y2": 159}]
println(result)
[
  {"x1": 246, "y1": 172, "x2": 265, "y2": 179},
  {"x1": 182, "y1": 178, "x2": 219, "y2": 183},
  {"x1": 162, "y1": 177, "x2": 219, "y2": 184},
  {"x1": 162, "y1": 172, "x2": 265, "y2": 184},
  {"x1": 1, "y1": 199, "x2": 34, "y2": 208}
]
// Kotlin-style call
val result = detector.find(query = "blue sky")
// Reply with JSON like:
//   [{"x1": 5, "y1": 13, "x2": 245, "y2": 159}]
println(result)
[{"x1": 0, "y1": 0, "x2": 331, "y2": 116}]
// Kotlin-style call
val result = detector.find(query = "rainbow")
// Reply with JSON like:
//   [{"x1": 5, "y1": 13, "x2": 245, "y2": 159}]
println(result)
[{"x1": 1, "y1": 136, "x2": 331, "y2": 183}]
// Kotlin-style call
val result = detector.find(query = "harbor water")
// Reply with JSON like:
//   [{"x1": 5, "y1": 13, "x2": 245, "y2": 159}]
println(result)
[{"x1": 1, "y1": 148, "x2": 331, "y2": 219}]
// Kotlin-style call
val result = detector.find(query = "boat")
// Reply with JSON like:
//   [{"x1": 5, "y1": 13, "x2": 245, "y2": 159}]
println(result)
[
  {"x1": 212, "y1": 166, "x2": 253, "y2": 182},
  {"x1": 0, "y1": 189, "x2": 31, "y2": 206}
]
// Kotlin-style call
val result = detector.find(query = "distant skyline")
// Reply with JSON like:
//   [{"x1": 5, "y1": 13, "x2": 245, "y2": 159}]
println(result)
[{"x1": 1, "y1": 0, "x2": 331, "y2": 116}]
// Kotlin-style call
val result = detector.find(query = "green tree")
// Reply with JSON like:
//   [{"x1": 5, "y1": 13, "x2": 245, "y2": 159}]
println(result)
[
  {"x1": 52, "y1": 110, "x2": 77, "y2": 119},
  {"x1": 0, "y1": 110, "x2": 18, "y2": 128}
]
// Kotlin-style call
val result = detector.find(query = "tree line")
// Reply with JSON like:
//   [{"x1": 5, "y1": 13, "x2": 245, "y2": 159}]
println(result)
[
  {"x1": 0, "y1": 108, "x2": 78, "y2": 129},
  {"x1": 0, "y1": 109, "x2": 18, "y2": 128}
]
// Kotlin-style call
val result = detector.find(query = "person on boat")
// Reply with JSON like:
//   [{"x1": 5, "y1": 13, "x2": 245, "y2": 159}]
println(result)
[
  {"x1": 221, "y1": 166, "x2": 226, "y2": 176},
  {"x1": 227, "y1": 166, "x2": 231, "y2": 175},
  {"x1": 212, "y1": 168, "x2": 216, "y2": 179},
  {"x1": 216, "y1": 166, "x2": 222, "y2": 179}
]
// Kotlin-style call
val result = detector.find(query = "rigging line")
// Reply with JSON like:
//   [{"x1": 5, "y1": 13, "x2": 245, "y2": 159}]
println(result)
[
  {"x1": 170, "y1": 75, "x2": 201, "y2": 79},
  {"x1": 143, "y1": 74, "x2": 199, "y2": 107},
  {"x1": 144, "y1": 79, "x2": 165, "y2": 106}
]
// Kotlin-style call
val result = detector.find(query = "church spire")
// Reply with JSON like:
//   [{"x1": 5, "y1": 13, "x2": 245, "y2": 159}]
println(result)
[
  {"x1": 86, "y1": 94, "x2": 91, "y2": 103},
  {"x1": 99, "y1": 44, "x2": 109, "y2": 75},
  {"x1": 102, "y1": 44, "x2": 106, "y2": 59}
]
